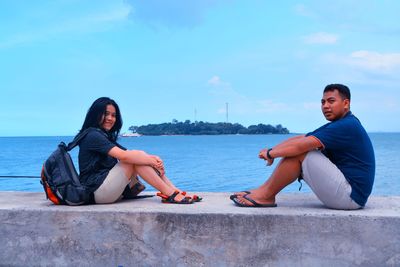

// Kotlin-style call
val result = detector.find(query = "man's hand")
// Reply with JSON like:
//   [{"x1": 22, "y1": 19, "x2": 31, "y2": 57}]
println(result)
[{"x1": 259, "y1": 148, "x2": 274, "y2": 166}]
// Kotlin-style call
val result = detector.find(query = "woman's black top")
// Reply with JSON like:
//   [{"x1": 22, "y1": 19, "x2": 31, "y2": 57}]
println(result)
[{"x1": 78, "y1": 128, "x2": 120, "y2": 193}]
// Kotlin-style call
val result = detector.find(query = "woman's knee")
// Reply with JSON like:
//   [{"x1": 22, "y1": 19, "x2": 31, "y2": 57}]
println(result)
[{"x1": 118, "y1": 162, "x2": 136, "y2": 178}]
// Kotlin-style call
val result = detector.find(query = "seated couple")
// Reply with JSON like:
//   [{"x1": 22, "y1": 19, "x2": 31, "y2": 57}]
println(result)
[{"x1": 77, "y1": 84, "x2": 375, "y2": 209}]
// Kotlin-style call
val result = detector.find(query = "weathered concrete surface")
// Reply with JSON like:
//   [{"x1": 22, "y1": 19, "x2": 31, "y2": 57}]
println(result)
[{"x1": 0, "y1": 191, "x2": 399, "y2": 267}]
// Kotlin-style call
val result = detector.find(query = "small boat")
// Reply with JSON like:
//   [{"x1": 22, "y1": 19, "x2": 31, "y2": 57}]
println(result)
[{"x1": 121, "y1": 132, "x2": 142, "y2": 137}]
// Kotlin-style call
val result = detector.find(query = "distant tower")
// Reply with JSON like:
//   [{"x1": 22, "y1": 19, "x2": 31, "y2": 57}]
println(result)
[
  {"x1": 226, "y1": 102, "x2": 229, "y2": 123},
  {"x1": 194, "y1": 108, "x2": 197, "y2": 124}
]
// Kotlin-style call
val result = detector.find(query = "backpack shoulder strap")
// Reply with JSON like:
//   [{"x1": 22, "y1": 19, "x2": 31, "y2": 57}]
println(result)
[{"x1": 67, "y1": 127, "x2": 105, "y2": 151}]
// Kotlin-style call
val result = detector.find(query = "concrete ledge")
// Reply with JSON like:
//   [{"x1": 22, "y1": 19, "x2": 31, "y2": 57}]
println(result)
[{"x1": 1, "y1": 192, "x2": 399, "y2": 267}]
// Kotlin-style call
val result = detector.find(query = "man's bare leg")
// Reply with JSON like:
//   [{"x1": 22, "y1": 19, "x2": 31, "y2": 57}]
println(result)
[{"x1": 234, "y1": 153, "x2": 306, "y2": 206}]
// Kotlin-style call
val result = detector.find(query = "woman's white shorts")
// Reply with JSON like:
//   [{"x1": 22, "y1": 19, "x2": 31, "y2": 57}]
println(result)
[{"x1": 94, "y1": 163, "x2": 131, "y2": 204}]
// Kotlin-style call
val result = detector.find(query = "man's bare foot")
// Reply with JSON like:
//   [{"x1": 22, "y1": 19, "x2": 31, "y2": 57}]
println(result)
[
  {"x1": 232, "y1": 190, "x2": 252, "y2": 197},
  {"x1": 235, "y1": 192, "x2": 275, "y2": 206}
]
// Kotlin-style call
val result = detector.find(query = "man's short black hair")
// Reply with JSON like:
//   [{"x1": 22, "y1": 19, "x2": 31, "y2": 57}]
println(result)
[{"x1": 324, "y1": 84, "x2": 351, "y2": 100}]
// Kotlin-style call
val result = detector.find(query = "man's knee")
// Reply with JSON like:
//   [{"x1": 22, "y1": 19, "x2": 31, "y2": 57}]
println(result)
[{"x1": 293, "y1": 152, "x2": 308, "y2": 163}]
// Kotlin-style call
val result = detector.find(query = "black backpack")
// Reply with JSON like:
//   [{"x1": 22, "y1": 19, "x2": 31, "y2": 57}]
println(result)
[{"x1": 40, "y1": 128, "x2": 93, "y2": 205}]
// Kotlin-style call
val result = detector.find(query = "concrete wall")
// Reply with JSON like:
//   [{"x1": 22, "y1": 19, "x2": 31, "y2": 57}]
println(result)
[{"x1": 0, "y1": 192, "x2": 399, "y2": 267}]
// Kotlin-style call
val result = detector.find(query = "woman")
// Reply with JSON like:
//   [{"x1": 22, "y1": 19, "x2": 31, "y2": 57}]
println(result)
[{"x1": 78, "y1": 97, "x2": 195, "y2": 204}]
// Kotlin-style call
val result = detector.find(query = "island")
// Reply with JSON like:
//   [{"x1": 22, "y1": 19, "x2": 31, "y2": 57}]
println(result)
[{"x1": 127, "y1": 120, "x2": 289, "y2": 135}]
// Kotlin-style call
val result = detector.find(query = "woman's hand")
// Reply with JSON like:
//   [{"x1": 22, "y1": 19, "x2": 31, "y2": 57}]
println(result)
[
  {"x1": 149, "y1": 155, "x2": 165, "y2": 176},
  {"x1": 259, "y1": 148, "x2": 274, "y2": 166}
]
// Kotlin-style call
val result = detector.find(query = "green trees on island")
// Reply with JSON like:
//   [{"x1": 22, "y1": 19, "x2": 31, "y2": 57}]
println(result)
[{"x1": 128, "y1": 120, "x2": 289, "y2": 135}]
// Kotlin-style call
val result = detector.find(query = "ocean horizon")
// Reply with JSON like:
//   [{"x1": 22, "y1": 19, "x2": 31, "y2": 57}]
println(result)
[
  {"x1": 0, "y1": 133, "x2": 399, "y2": 196},
  {"x1": 1, "y1": 131, "x2": 399, "y2": 138}
]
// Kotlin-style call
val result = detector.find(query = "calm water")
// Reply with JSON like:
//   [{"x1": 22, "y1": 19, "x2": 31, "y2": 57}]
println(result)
[{"x1": 0, "y1": 133, "x2": 399, "y2": 195}]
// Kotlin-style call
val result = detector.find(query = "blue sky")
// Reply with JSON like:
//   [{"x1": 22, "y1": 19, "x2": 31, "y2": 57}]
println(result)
[{"x1": 1, "y1": 0, "x2": 399, "y2": 136}]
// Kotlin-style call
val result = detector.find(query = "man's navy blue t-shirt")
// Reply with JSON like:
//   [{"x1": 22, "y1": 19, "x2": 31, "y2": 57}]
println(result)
[
  {"x1": 78, "y1": 129, "x2": 118, "y2": 193},
  {"x1": 306, "y1": 111, "x2": 375, "y2": 206}
]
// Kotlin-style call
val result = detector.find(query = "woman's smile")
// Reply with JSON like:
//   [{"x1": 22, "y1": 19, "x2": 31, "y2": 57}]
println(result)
[{"x1": 101, "y1": 104, "x2": 116, "y2": 131}]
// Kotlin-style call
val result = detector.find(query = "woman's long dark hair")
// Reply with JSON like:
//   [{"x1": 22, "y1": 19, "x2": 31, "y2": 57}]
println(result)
[{"x1": 79, "y1": 97, "x2": 122, "y2": 141}]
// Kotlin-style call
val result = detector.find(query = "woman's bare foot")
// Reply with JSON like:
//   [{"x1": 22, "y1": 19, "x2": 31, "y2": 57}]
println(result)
[{"x1": 157, "y1": 190, "x2": 191, "y2": 203}]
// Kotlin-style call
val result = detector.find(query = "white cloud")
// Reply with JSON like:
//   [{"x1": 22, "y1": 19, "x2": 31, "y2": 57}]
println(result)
[
  {"x1": 294, "y1": 4, "x2": 315, "y2": 18},
  {"x1": 321, "y1": 50, "x2": 400, "y2": 84},
  {"x1": 348, "y1": 50, "x2": 400, "y2": 72},
  {"x1": 208, "y1": 76, "x2": 291, "y2": 115},
  {"x1": 126, "y1": 0, "x2": 222, "y2": 28},
  {"x1": 83, "y1": 4, "x2": 131, "y2": 24},
  {"x1": 208, "y1": 75, "x2": 223, "y2": 86},
  {"x1": 0, "y1": 3, "x2": 131, "y2": 49},
  {"x1": 303, "y1": 102, "x2": 320, "y2": 110},
  {"x1": 256, "y1": 100, "x2": 291, "y2": 113},
  {"x1": 303, "y1": 32, "x2": 339, "y2": 44},
  {"x1": 354, "y1": 93, "x2": 400, "y2": 113}
]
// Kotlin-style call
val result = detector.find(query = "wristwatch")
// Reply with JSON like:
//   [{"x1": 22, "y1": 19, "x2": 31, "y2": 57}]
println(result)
[{"x1": 266, "y1": 148, "x2": 273, "y2": 160}]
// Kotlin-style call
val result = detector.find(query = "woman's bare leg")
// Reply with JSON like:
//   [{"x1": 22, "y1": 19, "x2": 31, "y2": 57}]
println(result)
[
  {"x1": 159, "y1": 174, "x2": 180, "y2": 191},
  {"x1": 119, "y1": 163, "x2": 185, "y2": 201}
]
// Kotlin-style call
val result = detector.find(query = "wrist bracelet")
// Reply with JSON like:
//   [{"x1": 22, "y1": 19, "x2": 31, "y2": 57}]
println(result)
[{"x1": 267, "y1": 148, "x2": 273, "y2": 159}]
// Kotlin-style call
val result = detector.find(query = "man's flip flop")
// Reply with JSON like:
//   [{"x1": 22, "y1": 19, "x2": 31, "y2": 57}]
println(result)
[
  {"x1": 229, "y1": 191, "x2": 251, "y2": 200},
  {"x1": 232, "y1": 193, "x2": 277, "y2": 208}
]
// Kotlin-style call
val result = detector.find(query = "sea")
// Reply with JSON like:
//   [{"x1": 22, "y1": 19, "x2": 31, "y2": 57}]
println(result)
[{"x1": 0, "y1": 133, "x2": 399, "y2": 195}]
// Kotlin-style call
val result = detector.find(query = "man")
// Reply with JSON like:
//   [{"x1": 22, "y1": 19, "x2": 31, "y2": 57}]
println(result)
[{"x1": 230, "y1": 84, "x2": 375, "y2": 209}]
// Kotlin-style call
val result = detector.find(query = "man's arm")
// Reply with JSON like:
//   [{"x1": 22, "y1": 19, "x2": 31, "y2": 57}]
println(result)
[{"x1": 260, "y1": 135, "x2": 322, "y2": 161}]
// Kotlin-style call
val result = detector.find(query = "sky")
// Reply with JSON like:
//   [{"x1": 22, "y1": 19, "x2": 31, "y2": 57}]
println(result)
[{"x1": 1, "y1": 0, "x2": 399, "y2": 136}]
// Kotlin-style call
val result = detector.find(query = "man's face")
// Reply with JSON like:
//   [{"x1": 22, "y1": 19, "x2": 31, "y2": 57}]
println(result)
[{"x1": 321, "y1": 89, "x2": 350, "y2": 121}]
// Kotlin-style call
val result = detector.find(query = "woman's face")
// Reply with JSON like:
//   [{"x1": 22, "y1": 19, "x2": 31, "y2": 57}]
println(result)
[{"x1": 100, "y1": 104, "x2": 117, "y2": 131}]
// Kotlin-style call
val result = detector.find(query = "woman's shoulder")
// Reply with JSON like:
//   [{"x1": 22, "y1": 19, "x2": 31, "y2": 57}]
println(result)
[
  {"x1": 87, "y1": 127, "x2": 107, "y2": 136},
  {"x1": 81, "y1": 128, "x2": 109, "y2": 143}
]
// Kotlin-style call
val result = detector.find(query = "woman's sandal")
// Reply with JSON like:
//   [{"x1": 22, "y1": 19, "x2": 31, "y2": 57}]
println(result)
[
  {"x1": 181, "y1": 191, "x2": 203, "y2": 202},
  {"x1": 156, "y1": 191, "x2": 194, "y2": 204},
  {"x1": 156, "y1": 191, "x2": 203, "y2": 202}
]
